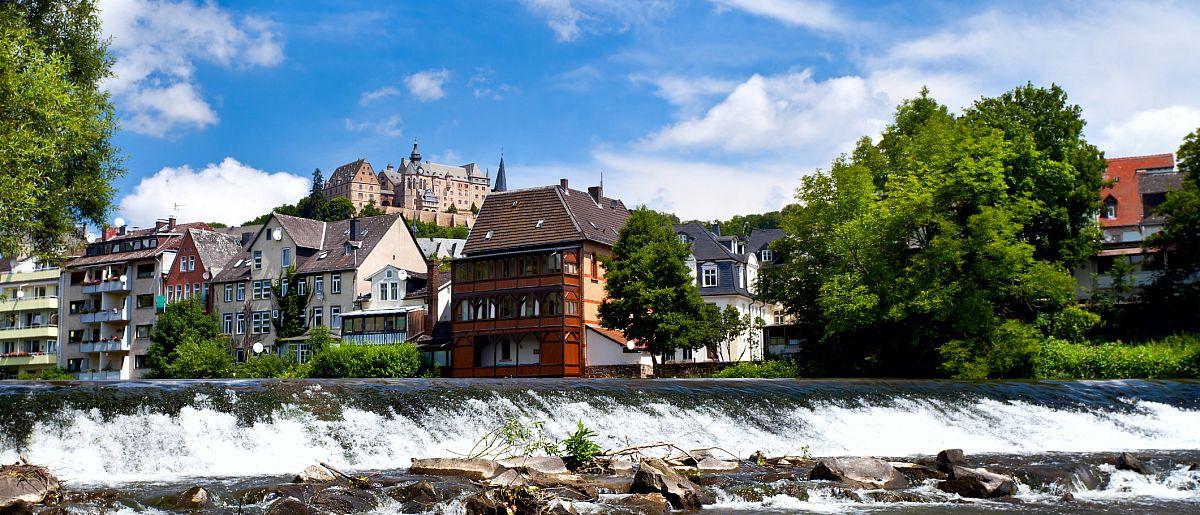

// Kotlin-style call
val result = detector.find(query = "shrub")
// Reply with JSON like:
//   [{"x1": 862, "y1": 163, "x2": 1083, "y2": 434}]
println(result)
[
  {"x1": 561, "y1": 420, "x2": 602, "y2": 470},
  {"x1": 17, "y1": 367, "x2": 74, "y2": 380},
  {"x1": 167, "y1": 337, "x2": 235, "y2": 379},
  {"x1": 713, "y1": 360, "x2": 801, "y2": 378},
  {"x1": 307, "y1": 343, "x2": 422, "y2": 378},
  {"x1": 1035, "y1": 334, "x2": 1200, "y2": 379},
  {"x1": 236, "y1": 352, "x2": 299, "y2": 379},
  {"x1": 1036, "y1": 306, "x2": 1101, "y2": 343}
]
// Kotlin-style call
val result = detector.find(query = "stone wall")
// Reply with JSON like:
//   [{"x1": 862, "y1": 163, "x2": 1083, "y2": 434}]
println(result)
[
  {"x1": 653, "y1": 361, "x2": 728, "y2": 378},
  {"x1": 582, "y1": 364, "x2": 652, "y2": 379},
  {"x1": 385, "y1": 207, "x2": 475, "y2": 228}
]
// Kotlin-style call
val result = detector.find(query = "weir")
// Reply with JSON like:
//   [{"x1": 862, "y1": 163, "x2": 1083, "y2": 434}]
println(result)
[{"x1": 2, "y1": 379, "x2": 1198, "y2": 486}]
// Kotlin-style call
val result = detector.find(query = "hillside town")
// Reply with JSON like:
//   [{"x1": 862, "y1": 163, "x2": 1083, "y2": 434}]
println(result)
[{"x1": 0, "y1": 146, "x2": 1187, "y2": 380}]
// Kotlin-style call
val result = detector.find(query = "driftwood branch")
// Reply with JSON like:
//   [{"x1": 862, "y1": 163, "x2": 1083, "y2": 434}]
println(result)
[{"x1": 601, "y1": 442, "x2": 699, "y2": 462}]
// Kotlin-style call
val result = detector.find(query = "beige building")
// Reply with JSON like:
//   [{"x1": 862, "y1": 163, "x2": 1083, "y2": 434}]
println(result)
[
  {"x1": 57, "y1": 219, "x2": 205, "y2": 380},
  {"x1": 324, "y1": 143, "x2": 494, "y2": 215},
  {"x1": 0, "y1": 258, "x2": 60, "y2": 379},
  {"x1": 208, "y1": 212, "x2": 427, "y2": 362}
]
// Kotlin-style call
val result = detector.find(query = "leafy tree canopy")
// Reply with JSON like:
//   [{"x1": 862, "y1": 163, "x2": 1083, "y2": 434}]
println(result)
[{"x1": 147, "y1": 298, "x2": 223, "y2": 377}]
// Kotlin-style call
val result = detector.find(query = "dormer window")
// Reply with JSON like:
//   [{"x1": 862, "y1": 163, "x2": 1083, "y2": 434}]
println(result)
[
  {"x1": 1103, "y1": 197, "x2": 1117, "y2": 219},
  {"x1": 761, "y1": 249, "x2": 773, "y2": 262},
  {"x1": 343, "y1": 242, "x2": 351, "y2": 255},
  {"x1": 701, "y1": 265, "x2": 718, "y2": 287}
]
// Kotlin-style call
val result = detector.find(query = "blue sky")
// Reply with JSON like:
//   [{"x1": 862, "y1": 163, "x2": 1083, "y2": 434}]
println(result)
[{"x1": 100, "y1": 0, "x2": 1200, "y2": 227}]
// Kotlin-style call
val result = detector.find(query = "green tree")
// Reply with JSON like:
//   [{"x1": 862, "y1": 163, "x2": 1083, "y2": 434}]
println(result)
[
  {"x1": 1143, "y1": 127, "x2": 1200, "y2": 331},
  {"x1": 147, "y1": 298, "x2": 223, "y2": 377},
  {"x1": 599, "y1": 207, "x2": 708, "y2": 370},
  {"x1": 0, "y1": 2, "x2": 122, "y2": 261},
  {"x1": 235, "y1": 352, "x2": 298, "y2": 378},
  {"x1": 321, "y1": 196, "x2": 355, "y2": 221},
  {"x1": 245, "y1": 204, "x2": 297, "y2": 225},
  {"x1": 166, "y1": 337, "x2": 235, "y2": 379},
  {"x1": 297, "y1": 169, "x2": 328, "y2": 220},
  {"x1": 17, "y1": 367, "x2": 73, "y2": 380},
  {"x1": 358, "y1": 200, "x2": 384, "y2": 217},
  {"x1": 445, "y1": 204, "x2": 458, "y2": 214},
  {"x1": 307, "y1": 343, "x2": 421, "y2": 378},
  {"x1": 271, "y1": 266, "x2": 311, "y2": 339},
  {"x1": 470, "y1": 202, "x2": 479, "y2": 215}
]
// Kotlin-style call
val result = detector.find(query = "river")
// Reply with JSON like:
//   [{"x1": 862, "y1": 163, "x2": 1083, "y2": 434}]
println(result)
[{"x1": 1, "y1": 379, "x2": 1197, "y2": 513}]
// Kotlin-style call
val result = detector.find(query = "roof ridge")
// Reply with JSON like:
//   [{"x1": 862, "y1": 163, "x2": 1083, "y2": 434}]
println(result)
[
  {"x1": 554, "y1": 186, "x2": 583, "y2": 236},
  {"x1": 1107, "y1": 153, "x2": 1174, "y2": 161}
]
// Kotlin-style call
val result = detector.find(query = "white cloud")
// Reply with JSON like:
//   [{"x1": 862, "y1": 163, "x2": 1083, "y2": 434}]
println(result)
[
  {"x1": 1100, "y1": 106, "x2": 1200, "y2": 157},
  {"x1": 468, "y1": 68, "x2": 515, "y2": 100},
  {"x1": 405, "y1": 69, "x2": 451, "y2": 101},
  {"x1": 519, "y1": 0, "x2": 671, "y2": 42},
  {"x1": 630, "y1": 74, "x2": 740, "y2": 114},
  {"x1": 710, "y1": 0, "x2": 847, "y2": 31},
  {"x1": 359, "y1": 86, "x2": 401, "y2": 105},
  {"x1": 119, "y1": 158, "x2": 308, "y2": 227},
  {"x1": 344, "y1": 115, "x2": 404, "y2": 137},
  {"x1": 98, "y1": 0, "x2": 283, "y2": 137}
]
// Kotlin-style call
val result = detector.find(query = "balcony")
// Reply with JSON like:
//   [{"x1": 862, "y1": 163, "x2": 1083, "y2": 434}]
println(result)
[
  {"x1": 81, "y1": 306, "x2": 128, "y2": 324},
  {"x1": 79, "y1": 338, "x2": 131, "y2": 353},
  {"x1": 76, "y1": 370, "x2": 122, "y2": 381},
  {"x1": 0, "y1": 352, "x2": 56, "y2": 367},
  {"x1": 0, "y1": 296, "x2": 58, "y2": 312},
  {"x1": 0, "y1": 325, "x2": 58, "y2": 340},
  {"x1": 82, "y1": 276, "x2": 130, "y2": 294},
  {"x1": 0, "y1": 269, "x2": 59, "y2": 284}
]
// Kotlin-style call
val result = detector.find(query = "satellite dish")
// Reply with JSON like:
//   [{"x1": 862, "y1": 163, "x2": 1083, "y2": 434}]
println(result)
[
  {"x1": 272, "y1": 228, "x2": 282, "y2": 241},
  {"x1": 626, "y1": 341, "x2": 636, "y2": 350},
  {"x1": 252, "y1": 342, "x2": 264, "y2": 354},
  {"x1": 113, "y1": 217, "x2": 126, "y2": 227},
  {"x1": 202, "y1": 271, "x2": 211, "y2": 280},
  {"x1": 15, "y1": 290, "x2": 24, "y2": 299}
]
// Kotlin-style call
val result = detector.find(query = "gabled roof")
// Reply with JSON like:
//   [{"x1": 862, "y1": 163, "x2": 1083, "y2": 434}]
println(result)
[
  {"x1": 327, "y1": 158, "x2": 376, "y2": 187},
  {"x1": 674, "y1": 222, "x2": 746, "y2": 263},
  {"x1": 187, "y1": 229, "x2": 242, "y2": 277},
  {"x1": 1101, "y1": 153, "x2": 1176, "y2": 228},
  {"x1": 64, "y1": 222, "x2": 209, "y2": 268},
  {"x1": 296, "y1": 213, "x2": 403, "y2": 274},
  {"x1": 209, "y1": 251, "x2": 252, "y2": 283},
  {"x1": 462, "y1": 184, "x2": 630, "y2": 256},
  {"x1": 747, "y1": 228, "x2": 785, "y2": 253}
]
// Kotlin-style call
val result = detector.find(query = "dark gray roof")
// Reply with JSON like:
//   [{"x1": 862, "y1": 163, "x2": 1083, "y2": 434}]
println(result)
[
  {"x1": 747, "y1": 228, "x2": 785, "y2": 254},
  {"x1": 189, "y1": 229, "x2": 242, "y2": 277},
  {"x1": 296, "y1": 213, "x2": 404, "y2": 274},
  {"x1": 674, "y1": 222, "x2": 745, "y2": 263}
]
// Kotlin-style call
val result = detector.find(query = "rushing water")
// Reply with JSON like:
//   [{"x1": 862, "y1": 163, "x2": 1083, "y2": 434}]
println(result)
[{"x1": 1, "y1": 378, "x2": 1198, "y2": 512}]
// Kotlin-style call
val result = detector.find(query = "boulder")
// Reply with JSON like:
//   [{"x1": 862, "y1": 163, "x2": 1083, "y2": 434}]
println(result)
[
  {"x1": 607, "y1": 457, "x2": 635, "y2": 475},
  {"x1": 936, "y1": 466, "x2": 1017, "y2": 498},
  {"x1": 487, "y1": 469, "x2": 530, "y2": 487},
  {"x1": 1115, "y1": 452, "x2": 1153, "y2": 475},
  {"x1": 630, "y1": 458, "x2": 714, "y2": 510},
  {"x1": 606, "y1": 492, "x2": 671, "y2": 515},
  {"x1": 498, "y1": 456, "x2": 570, "y2": 475},
  {"x1": 175, "y1": 486, "x2": 211, "y2": 509},
  {"x1": 409, "y1": 458, "x2": 506, "y2": 481},
  {"x1": 936, "y1": 449, "x2": 967, "y2": 474},
  {"x1": 311, "y1": 487, "x2": 377, "y2": 514},
  {"x1": 1066, "y1": 463, "x2": 1101, "y2": 491},
  {"x1": 266, "y1": 497, "x2": 318, "y2": 515},
  {"x1": 386, "y1": 480, "x2": 438, "y2": 504},
  {"x1": 546, "y1": 499, "x2": 580, "y2": 515},
  {"x1": 697, "y1": 458, "x2": 739, "y2": 472},
  {"x1": 890, "y1": 461, "x2": 946, "y2": 481},
  {"x1": 809, "y1": 458, "x2": 907, "y2": 490},
  {"x1": 295, "y1": 464, "x2": 337, "y2": 483},
  {"x1": 0, "y1": 462, "x2": 61, "y2": 509}
]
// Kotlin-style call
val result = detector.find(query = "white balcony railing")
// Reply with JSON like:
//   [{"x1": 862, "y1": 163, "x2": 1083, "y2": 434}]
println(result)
[
  {"x1": 82, "y1": 276, "x2": 130, "y2": 294},
  {"x1": 79, "y1": 339, "x2": 131, "y2": 353},
  {"x1": 80, "y1": 306, "x2": 129, "y2": 324},
  {"x1": 76, "y1": 370, "x2": 123, "y2": 381}
]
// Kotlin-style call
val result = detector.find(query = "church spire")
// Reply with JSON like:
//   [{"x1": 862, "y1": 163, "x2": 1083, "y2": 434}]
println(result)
[
  {"x1": 409, "y1": 140, "x2": 421, "y2": 163},
  {"x1": 493, "y1": 151, "x2": 508, "y2": 192}
]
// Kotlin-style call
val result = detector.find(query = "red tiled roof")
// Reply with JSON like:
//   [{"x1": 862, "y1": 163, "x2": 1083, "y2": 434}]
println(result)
[
  {"x1": 586, "y1": 324, "x2": 646, "y2": 350},
  {"x1": 463, "y1": 185, "x2": 630, "y2": 256},
  {"x1": 64, "y1": 222, "x2": 209, "y2": 268},
  {"x1": 1101, "y1": 154, "x2": 1175, "y2": 227}
]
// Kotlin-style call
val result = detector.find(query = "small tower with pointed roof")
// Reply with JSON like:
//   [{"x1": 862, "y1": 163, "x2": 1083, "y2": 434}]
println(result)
[
  {"x1": 410, "y1": 140, "x2": 421, "y2": 164},
  {"x1": 493, "y1": 152, "x2": 508, "y2": 192}
]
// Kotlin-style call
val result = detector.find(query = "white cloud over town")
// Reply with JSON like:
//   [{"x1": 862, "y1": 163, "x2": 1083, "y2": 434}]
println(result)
[
  {"x1": 709, "y1": 0, "x2": 847, "y2": 31},
  {"x1": 119, "y1": 158, "x2": 308, "y2": 227},
  {"x1": 519, "y1": 0, "x2": 671, "y2": 42},
  {"x1": 98, "y1": 0, "x2": 283, "y2": 137},
  {"x1": 359, "y1": 86, "x2": 402, "y2": 106},
  {"x1": 405, "y1": 69, "x2": 452, "y2": 101}
]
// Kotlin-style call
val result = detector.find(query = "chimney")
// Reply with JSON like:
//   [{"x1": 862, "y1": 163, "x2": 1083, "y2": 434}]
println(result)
[
  {"x1": 559, "y1": 178, "x2": 569, "y2": 190},
  {"x1": 426, "y1": 257, "x2": 441, "y2": 330},
  {"x1": 711, "y1": 222, "x2": 721, "y2": 237},
  {"x1": 349, "y1": 218, "x2": 360, "y2": 241},
  {"x1": 117, "y1": 225, "x2": 127, "y2": 236},
  {"x1": 587, "y1": 185, "x2": 603, "y2": 203},
  {"x1": 167, "y1": 216, "x2": 176, "y2": 231},
  {"x1": 155, "y1": 219, "x2": 167, "y2": 232}
]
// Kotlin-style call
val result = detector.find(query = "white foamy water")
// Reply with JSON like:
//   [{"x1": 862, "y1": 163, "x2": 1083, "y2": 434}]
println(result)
[{"x1": 3, "y1": 389, "x2": 1198, "y2": 486}]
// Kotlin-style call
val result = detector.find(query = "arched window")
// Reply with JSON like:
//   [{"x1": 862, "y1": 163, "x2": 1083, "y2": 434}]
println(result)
[
  {"x1": 564, "y1": 292, "x2": 579, "y2": 316},
  {"x1": 519, "y1": 295, "x2": 539, "y2": 317},
  {"x1": 499, "y1": 296, "x2": 516, "y2": 319},
  {"x1": 1104, "y1": 197, "x2": 1118, "y2": 219},
  {"x1": 544, "y1": 292, "x2": 562, "y2": 316}
]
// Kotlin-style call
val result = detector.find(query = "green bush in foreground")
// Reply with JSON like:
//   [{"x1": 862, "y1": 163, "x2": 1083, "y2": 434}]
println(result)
[
  {"x1": 236, "y1": 352, "x2": 303, "y2": 379},
  {"x1": 713, "y1": 360, "x2": 801, "y2": 378},
  {"x1": 18, "y1": 367, "x2": 74, "y2": 380},
  {"x1": 307, "y1": 343, "x2": 422, "y2": 378},
  {"x1": 166, "y1": 337, "x2": 236, "y2": 379},
  {"x1": 1036, "y1": 335, "x2": 1200, "y2": 379}
]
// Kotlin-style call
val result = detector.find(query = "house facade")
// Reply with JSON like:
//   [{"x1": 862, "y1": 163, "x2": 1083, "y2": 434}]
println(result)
[
  {"x1": 1074, "y1": 154, "x2": 1184, "y2": 298},
  {"x1": 449, "y1": 180, "x2": 642, "y2": 378},
  {"x1": 323, "y1": 159, "x2": 383, "y2": 212},
  {"x1": 0, "y1": 258, "x2": 60, "y2": 379},
  {"x1": 207, "y1": 213, "x2": 427, "y2": 361},
  {"x1": 162, "y1": 228, "x2": 241, "y2": 311},
  {"x1": 57, "y1": 219, "x2": 205, "y2": 380}
]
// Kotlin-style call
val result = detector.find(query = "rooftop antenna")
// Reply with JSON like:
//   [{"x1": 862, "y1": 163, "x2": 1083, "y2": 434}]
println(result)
[{"x1": 172, "y1": 202, "x2": 186, "y2": 218}]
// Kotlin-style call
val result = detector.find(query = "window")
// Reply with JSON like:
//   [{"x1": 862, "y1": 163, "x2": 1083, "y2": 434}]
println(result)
[
  {"x1": 330, "y1": 306, "x2": 341, "y2": 329},
  {"x1": 590, "y1": 253, "x2": 599, "y2": 279},
  {"x1": 314, "y1": 276, "x2": 324, "y2": 295},
  {"x1": 175, "y1": 284, "x2": 183, "y2": 301},
  {"x1": 135, "y1": 324, "x2": 152, "y2": 339},
  {"x1": 500, "y1": 339, "x2": 512, "y2": 361},
  {"x1": 224, "y1": 284, "x2": 233, "y2": 302},
  {"x1": 281, "y1": 247, "x2": 292, "y2": 267},
  {"x1": 135, "y1": 355, "x2": 148, "y2": 369},
  {"x1": 1104, "y1": 198, "x2": 1117, "y2": 219},
  {"x1": 180, "y1": 258, "x2": 187, "y2": 272},
  {"x1": 774, "y1": 309, "x2": 785, "y2": 325},
  {"x1": 761, "y1": 249, "x2": 774, "y2": 262},
  {"x1": 330, "y1": 273, "x2": 342, "y2": 294},
  {"x1": 136, "y1": 264, "x2": 154, "y2": 279},
  {"x1": 565, "y1": 294, "x2": 579, "y2": 316},
  {"x1": 735, "y1": 265, "x2": 745, "y2": 288},
  {"x1": 544, "y1": 293, "x2": 562, "y2": 316},
  {"x1": 193, "y1": 283, "x2": 201, "y2": 298},
  {"x1": 188, "y1": 256, "x2": 196, "y2": 272},
  {"x1": 253, "y1": 250, "x2": 262, "y2": 269},
  {"x1": 236, "y1": 313, "x2": 245, "y2": 334},
  {"x1": 298, "y1": 279, "x2": 307, "y2": 296},
  {"x1": 702, "y1": 266, "x2": 718, "y2": 287},
  {"x1": 222, "y1": 314, "x2": 233, "y2": 334},
  {"x1": 136, "y1": 294, "x2": 154, "y2": 309},
  {"x1": 499, "y1": 296, "x2": 516, "y2": 318},
  {"x1": 682, "y1": 347, "x2": 693, "y2": 360},
  {"x1": 312, "y1": 307, "x2": 323, "y2": 327},
  {"x1": 1143, "y1": 193, "x2": 1167, "y2": 217},
  {"x1": 236, "y1": 282, "x2": 246, "y2": 301},
  {"x1": 252, "y1": 311, "x2": 271, "y2": 334}
]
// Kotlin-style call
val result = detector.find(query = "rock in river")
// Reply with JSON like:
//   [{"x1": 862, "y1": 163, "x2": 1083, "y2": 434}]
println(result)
[
  {"x1": 1116, "y1": 452, "x2": 1154, "y2": 475},
  {"x1": 631, "y1": 458, "x2": 714, "y2": 510},
  {"x1": 809, "y1": 457, "x2": 908, "y2": 490},
  {"x1": 937, "y1": 466, "x2": 1017, "y2": 498},
  {"x1": 0, "y1": 461, "x2": 61, "y2": 509},
  {"x1": 409, "y1": 458, "x2": 506, "y2": 481}
]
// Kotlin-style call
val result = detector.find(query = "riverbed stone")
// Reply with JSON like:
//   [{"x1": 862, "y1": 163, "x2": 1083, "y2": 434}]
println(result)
[
  {"x1": 1116, "y1": 452, "x2": 1153, "y2": 475},
  {"x1": 1067, "y1": 463, "x2": 1101, "y2": 491},
  {"x1": 631, "y1": 458, "x2": 714, "y2": 510},
  {"x1": 607, "y1": 458, "x2": 635, "y2": 475},
  {"x1": 890, "y1": 461, "x2": 946, "y2": 481},
  {"x1": 936, "y1": 449, "x2": 968, "y2": 473},
  {"x1": 606, "y1": 492, "x2": 671, "y2": 514},
  {"x1": 410, "y1": 458, "x2": 506, "y2": 481},
  {"x1": 295, "y1": 464, "x2": 338, "y2": 483},
  {"x1": 809, "y1": 457, "x2": 907, "y2": 490},
  {"x1": 0, "y1": 462, "x2": 61, "y2": 509},
  {"x1": 498, "y1": 456, "x2": 570, "y2": 475},
  {"x1": 386, "y1": 480, "x2": 438, "y2": 504},
  {"x1": 937, "y1": 466, "x2": 1017, "y2": 498},
  {"x1": 175, "y1": 486, "x2": 211, "y2": 509},
  {"x1": 487, "y1": 469, "x2": 530, "y2": 487},
  {"x1": 311, "y1": 486, "x2": 377, "y2": 514},
  {"x1": 266, "y1": 497, "x2": 318, "y2": 515},
  {"x1": 697, "y1": 457, "x2": 739, "y2": 472}
]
